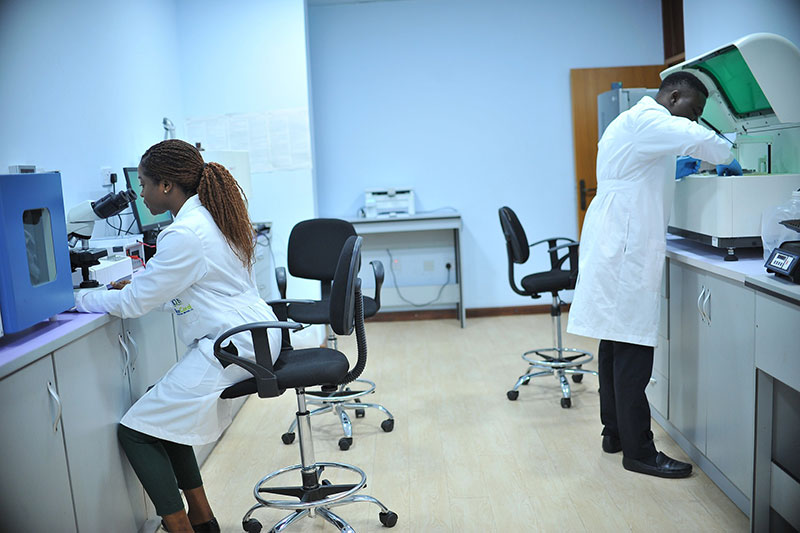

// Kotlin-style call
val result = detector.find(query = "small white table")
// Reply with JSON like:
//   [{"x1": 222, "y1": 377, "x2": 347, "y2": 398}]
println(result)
[{"x1": 348, "y1": 213, "x2": 465, "y2": 328}]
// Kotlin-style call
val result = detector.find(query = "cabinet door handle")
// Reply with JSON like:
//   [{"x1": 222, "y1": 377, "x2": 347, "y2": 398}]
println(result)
[
  {"x1": 118, "y1": 334, "x2": 131, "y2": 375},
  {"x1": 697, "y1": 287, "x2": 706, "y2": 322},
  {"x1": 47, "y1": 381, "x2": 62, "y2": 433},
  {"x1": 125, "y1": 330, "x2": 139, "y2": 369},
  {"x1": 702, "y1": 289, "x2": 711, "y2": 325}
]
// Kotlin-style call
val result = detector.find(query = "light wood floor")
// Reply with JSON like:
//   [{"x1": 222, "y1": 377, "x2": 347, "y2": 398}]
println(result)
[{"x1": 200, "y1": 314, "x2": 748, "y2": 532}]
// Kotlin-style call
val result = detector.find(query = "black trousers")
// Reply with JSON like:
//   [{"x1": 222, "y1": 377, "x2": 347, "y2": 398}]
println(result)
[
  {"x1": 598, "y1": 339, "x2": 657, "y2": 460},
  {"x1": 117, "y1": 424, "x2": 203, "y2": 516}
]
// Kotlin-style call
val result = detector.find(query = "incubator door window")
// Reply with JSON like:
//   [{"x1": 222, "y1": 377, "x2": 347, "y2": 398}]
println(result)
[{"x1": 22, "y1": 208, "x2": 57, "y2": 286}]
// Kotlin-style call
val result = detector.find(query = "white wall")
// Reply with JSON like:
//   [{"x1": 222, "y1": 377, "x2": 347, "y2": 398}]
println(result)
[
  {"x1": 0, "y1": 0, "x2": 319, "y2": 304},
  {"x1": 307, "y1": 0, "x2": 665, "y2": 309},
  {"x1": 0, "y1": 0, "x2": 183, "y2": 227},
  {"x1": 174, "y1": 0, "x2": 319, "y2": 301},
  {"x1": 684, "y1": 0, "x2": 800, "y2": 59}
]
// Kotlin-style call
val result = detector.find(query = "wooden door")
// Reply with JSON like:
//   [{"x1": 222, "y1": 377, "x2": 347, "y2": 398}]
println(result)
[{"x1": 571, "y1": 65, "x2": 665, "y2": 233}]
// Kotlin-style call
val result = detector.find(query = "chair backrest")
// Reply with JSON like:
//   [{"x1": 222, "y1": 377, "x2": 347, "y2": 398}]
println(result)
[
  {"x1": 287, "y1": 218, "x2": 357, "y2": 282},
  {"x1": 498, "y1": 206, "x2": 529, "y2": 264},
  {"x1": 329, "y1": 235, "x2": 362, "y2": 337}
]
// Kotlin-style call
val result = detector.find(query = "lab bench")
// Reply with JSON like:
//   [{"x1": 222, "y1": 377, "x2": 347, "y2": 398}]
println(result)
[
  {"x1": 655, "y1": 237, "x2": 800, "y2": 531},
  {"x1": 0, "y1": 310, "x2": 245, "y2": 533}
]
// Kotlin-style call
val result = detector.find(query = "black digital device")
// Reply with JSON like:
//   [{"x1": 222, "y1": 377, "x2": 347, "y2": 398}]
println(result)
[
  {"x1": 123, "y1": 167, "x2": 173, "y2": 233},
  {"x1": 765, "y1": 241, "x2": 800, "y2": 284}
]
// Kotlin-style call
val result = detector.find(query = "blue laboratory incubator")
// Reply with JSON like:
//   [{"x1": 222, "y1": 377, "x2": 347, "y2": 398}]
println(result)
[{"x1": 0, "y1": 172, "x2": 75, "y2": 337}]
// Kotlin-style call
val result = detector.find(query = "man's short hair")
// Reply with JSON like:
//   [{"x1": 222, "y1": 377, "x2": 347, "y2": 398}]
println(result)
[{"x1": 659, "y1": 71, "x2": 709, "y2": 98}]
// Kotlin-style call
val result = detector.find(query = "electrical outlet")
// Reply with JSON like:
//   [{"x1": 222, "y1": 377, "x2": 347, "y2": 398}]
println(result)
[
  {"x1": 423, "y1": 260, "x2": 434, "y2": 272},
  {"x1": 100, "y1": 166, "x2": 112, "y2": 188}
]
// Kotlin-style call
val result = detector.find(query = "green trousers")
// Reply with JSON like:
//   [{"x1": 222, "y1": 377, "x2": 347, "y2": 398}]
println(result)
[{"x1": 117, "y1": 423, "x2": 203, "y2": 516}]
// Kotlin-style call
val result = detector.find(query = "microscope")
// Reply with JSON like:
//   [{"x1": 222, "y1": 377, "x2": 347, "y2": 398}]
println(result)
[{"x1": 67, "y1": 189, "x2": 136, "y2": 288}]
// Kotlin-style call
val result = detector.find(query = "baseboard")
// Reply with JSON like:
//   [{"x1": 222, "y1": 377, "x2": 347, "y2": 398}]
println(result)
[
  {"x1": 467, "y1": 304, "x2": 570, "y2": 318},
  {"x1": 369, "y1": 304, "x2": 570, "y2": 323}
]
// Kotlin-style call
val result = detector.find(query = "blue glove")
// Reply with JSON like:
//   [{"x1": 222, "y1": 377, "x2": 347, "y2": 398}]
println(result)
[
  {"x1": 676, "y1": 156, "x2": 701, "y2": 179},
  {"x1": 716, "y1": 158, "x2": 742, "y2": 176}
]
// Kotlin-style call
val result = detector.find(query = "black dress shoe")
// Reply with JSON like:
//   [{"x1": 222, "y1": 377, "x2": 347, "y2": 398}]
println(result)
[
  {"x1": 622, "y1": 451, "x2": 692, "y2": 478},
  {"x1": 602, "y1": 435, "x2": 622, "y2": 453}
]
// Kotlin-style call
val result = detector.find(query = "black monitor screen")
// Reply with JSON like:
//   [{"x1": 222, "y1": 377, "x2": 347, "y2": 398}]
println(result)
[{"x1": 123, "y1": 167, "x2": 173, "y2": 233}]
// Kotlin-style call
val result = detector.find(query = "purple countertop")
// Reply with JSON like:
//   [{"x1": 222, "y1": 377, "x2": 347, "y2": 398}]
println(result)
[{"x1": 0, "y1": 312, "x2": 112, "y2": 380}]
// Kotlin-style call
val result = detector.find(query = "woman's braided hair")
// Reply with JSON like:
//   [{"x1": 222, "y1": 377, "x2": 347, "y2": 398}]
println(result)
[{"x1": 140, "y1": 139, "x2": 255, "y2": 270}]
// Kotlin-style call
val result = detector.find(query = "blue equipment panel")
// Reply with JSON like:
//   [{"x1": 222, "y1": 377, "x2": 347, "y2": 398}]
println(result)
[{"x1": 0, "y1": 172, "x2": 75, "y2": 334}]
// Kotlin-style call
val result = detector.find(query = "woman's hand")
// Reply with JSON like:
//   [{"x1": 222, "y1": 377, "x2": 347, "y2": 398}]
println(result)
[{"x1": 110, "y1": 279, "x2": 131, "y2": 290}]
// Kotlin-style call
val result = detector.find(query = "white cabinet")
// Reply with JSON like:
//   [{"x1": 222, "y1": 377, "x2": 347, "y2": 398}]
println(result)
[
  {"x1": 53, "y1": 318, "x2": 148, "y2": 532},
  {"x1": 0, "y1": 356, "x2": 76, "y2": 532},
  {"x1": 668, "y1": 261, "x2": 755, "y2": 497}
]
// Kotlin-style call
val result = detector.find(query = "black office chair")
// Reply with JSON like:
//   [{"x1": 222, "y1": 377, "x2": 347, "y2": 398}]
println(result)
[
  {"x1": 276, "y1": 218, "x2": 394, "y2": 450},
  {"x1": 214, "y1": 236, "x2": 398, "y2": 532},
  {"x1": 498, "y1": 206, "x2": 597, "y2": 408}
]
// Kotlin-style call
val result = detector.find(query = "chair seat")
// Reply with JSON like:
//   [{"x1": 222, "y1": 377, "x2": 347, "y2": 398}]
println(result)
[
  {"x1": 521, "y1": 270, "x2": 573, "y2": 295},
  {"x1": 288, "y1": 297, "x2": 378, "y2": 324},
  {"x1": 274, "y1": 348, "x2": 350, "y2": 388},
  {"x1": 221, "y1": 347, "x2": 349, "y2": 399}
]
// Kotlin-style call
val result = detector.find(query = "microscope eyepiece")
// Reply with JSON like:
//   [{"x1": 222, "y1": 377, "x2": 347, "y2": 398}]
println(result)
[{"x1": 91, "y1": 189, "x2": 137, "y2": 219}]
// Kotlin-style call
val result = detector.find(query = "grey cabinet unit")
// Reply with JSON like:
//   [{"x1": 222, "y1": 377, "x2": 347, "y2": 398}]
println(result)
[
  {"x1": 752, "y1": 291, "x2": 800, "y2": 531},
  {"x1": 647, "y1": 268, "x2": 670, "y2": 417},
  {"x1": 703, "y1": 274, "x2": 755, "y2": 498},
  {"x1": 0, "y1": 356, "x2": 77, "y2": 532},
  {"x1": 668, "y1": 262, "x2": 708, "y2": 452},
  {"x1": 668, "y1": 261, "x2": 756, "y2": 498},
  {"x1": 124, "y1": 310, "x2": 180, "y2": 402},
  {"x1": 53, "y1": 319, "x2": 148, "y2": 533}
]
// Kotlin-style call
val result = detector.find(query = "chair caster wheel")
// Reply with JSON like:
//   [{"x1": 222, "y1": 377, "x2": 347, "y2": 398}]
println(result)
[
  {"x1": 561, "y1": 397, "x2": 571, "y2": 408},
  {"x1": 381, "y1": 419, "x2": 394, "y2": 432},
  {"x1": 507, "y1": 390, "x2": 519, "y2": 401},
  {"x1": 355, "y1": 408, "x2": 366, "y2": 418},
  {"x1": 379, "y1": 511, "x2": 398, "y2": 527},
  {"x1": 522, "y1": 378, "x2": 530, "y2": 385},
  {"x1": 571, "y1": 374, "x2": 583, "y2": 383},
  {"x1": 281, "y1": 432, "x2": 295, "y2": 445},
  {"x1": 338, "y1": 437, "x2": 353, "y2": 450},
  {"x1": 243, "y1": 518, "x2": 262, "y2": 533}
]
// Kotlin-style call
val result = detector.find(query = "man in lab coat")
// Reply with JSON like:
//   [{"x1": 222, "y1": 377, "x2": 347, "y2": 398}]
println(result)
[{"x1": 567, "y1": 72, "x2": 735, "y2": 478}]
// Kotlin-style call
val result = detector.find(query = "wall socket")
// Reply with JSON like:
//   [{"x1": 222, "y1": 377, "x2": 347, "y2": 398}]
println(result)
[{"x1": 100, "y1": 166, "x2": 113, "y2": 188}]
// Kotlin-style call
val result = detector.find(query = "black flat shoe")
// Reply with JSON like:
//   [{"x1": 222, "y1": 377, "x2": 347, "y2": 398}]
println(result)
[
  {"x1": 192, "y1": 518, "x2": 220, "y2": 533},
  {"x1": 161, "y1": 517, "x2": 220, "y2": 533},
  {"x1": 602, "y1": 435, "x2": 622, "y2": 453},
  {"x1": 622, "y1": 451, "x2": 692, "y2": 478}
]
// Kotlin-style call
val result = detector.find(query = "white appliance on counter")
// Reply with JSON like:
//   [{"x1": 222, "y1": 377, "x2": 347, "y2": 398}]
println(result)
[{"x1": 663, "y1": 33, "x2": 800, "y2": 260}]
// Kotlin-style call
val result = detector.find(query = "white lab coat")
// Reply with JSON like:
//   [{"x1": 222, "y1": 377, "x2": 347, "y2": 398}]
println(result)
[
  {"x1": 75, "y1": 195, "x2": 281, "y2": 445},
  {"x1": 567, "y1": 96, "x2": 732, "y2": 347}
]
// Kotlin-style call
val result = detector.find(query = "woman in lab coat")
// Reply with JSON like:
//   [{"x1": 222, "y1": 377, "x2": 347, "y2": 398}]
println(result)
[
  {"x1": 75, "y1": 139, "x2": 282, "y2": 533},
  {"x1": 567, "y1": 72, "x2": 736, "y2": 478}
]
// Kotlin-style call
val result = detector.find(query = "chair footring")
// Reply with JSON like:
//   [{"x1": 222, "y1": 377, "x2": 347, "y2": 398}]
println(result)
[
  {"x1": 242, "y1": 474, "x2": 397, "y2": 532},
  {"x1": 253, "y1": 462, "x2": 367, "y2": 511},
  {"x1": 522, "y1": 347, "x2": 594, "y2": 369}
]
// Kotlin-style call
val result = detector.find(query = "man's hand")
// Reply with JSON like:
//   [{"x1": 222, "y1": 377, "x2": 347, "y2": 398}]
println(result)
[
  {"x1": 716, "y1": 158, "x2": 743, "y2": 176},
  {"x1": 676, "y1": 156, "x2": 701, "y2": 179}
]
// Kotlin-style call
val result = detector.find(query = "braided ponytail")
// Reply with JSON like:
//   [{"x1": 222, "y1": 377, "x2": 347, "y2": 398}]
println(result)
[
  {"x1": 197, "y1": 162, "x2": 255, "y2": 269},
  {"x1": 140, "y1": 140, "x2": 255, "y2": 270}
]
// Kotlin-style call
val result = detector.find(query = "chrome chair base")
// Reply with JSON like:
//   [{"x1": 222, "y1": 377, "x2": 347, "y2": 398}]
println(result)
[
  {"x1": 242, "y1": 390, "x2": 398, "y2": 532},
  {"x1": 506, "y1": 300, "x2": 597, "y2": 408},
  {"x1": 506, "y1": 346, "x2": 597, "y2": 408},
  {"x1": 281, "y1": 379, "x2": 395, "y2": 451}
]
